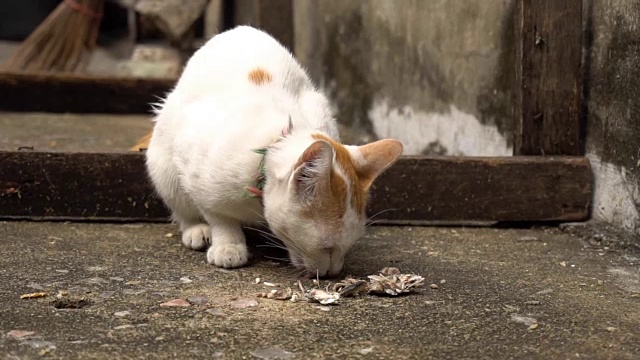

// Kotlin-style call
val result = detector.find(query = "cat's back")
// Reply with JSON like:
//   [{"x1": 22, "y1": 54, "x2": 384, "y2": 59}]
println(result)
[{"x1": 174, "y1": 26, "x2": 309, "y2": 100}]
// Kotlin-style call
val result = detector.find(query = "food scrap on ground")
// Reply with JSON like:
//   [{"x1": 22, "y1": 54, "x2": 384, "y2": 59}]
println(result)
[
  {"x1": 254, "y1": 267, "x2": 426, "y2": 306},
  {"x1": 20, "y1": 292, "x2": 48, "y2": 299}
]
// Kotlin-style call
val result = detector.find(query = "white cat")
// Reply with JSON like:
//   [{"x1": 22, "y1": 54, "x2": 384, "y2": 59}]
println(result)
[{"x1": 143, "y1": 26, "x2": 403, "y2": 277}]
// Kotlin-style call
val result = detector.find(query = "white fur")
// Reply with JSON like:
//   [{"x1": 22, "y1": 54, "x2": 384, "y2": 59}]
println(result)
[{"x1": 146, "y1": 26, "x2": 364, "y2": 276}]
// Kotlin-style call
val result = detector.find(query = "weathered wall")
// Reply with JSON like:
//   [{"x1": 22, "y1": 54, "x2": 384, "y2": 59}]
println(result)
[
  {"x1": 584, "y1": 0, "x2": 640, "y2": 235},
  {"x1": 294, "y1": 0, "x2": 514, "y2": 156},
  {"x1": 293, "y1": 0, "x2": 640, "y2": 236}
]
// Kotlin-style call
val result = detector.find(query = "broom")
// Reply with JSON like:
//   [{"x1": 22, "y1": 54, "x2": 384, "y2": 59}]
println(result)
[{"x1": 2, "y1": 0, "x2": 105, "y2": 73}]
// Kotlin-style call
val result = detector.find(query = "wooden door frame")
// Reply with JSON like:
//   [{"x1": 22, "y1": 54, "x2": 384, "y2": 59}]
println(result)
[{"x1": 0, "y1": 0, "x2": 591, "y2": 224}]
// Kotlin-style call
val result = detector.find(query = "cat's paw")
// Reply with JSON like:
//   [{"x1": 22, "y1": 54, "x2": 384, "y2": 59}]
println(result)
[
  {"x1": 207, "y1": 243, "x2": 249, "y2": 268},
  {"x1": 181, "y1": 224, "x2": 211, "y2": 250}
]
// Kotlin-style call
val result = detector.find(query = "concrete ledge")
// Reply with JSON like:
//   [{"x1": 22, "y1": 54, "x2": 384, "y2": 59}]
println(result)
[{"x1": 0, "y1": 152, "x2": 592, "y2": 223}]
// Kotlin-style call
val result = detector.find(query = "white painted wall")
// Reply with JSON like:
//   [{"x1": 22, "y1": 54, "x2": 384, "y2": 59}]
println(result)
[{"x1": 368, "y1": 98, "x2": 512, "y2": 156}]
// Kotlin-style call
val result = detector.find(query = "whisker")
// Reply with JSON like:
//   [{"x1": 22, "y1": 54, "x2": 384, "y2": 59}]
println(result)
[
  {"x1": 263, "y1": 255, "x2": 292, "y2": 263},
  {"x1": 256, "y1": 244, "x2": 288, "y2": 251},
  {"x1": 367, "y1": 208, "x2": 397, "y2": 223},
  {"x1": 365, "y1": 219, "x2": 389, "y2": 228}
]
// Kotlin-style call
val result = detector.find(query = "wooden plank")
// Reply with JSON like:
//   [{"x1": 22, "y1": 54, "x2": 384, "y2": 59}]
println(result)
[
  {"x1": 0, "y1": 152, "x2": 592, "y2": 223},
  {"x1": 514, "y1": 0, "x2": 583, "y2": 155},
  {"x1": 0, "y1": 72, "x2": 175, "y2": 114},
  {"x1": 234, "y1": 0, "x2": 294, "y2": 51}
]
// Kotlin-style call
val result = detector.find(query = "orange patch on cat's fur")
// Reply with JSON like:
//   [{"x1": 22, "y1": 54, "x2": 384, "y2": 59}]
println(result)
[
  {"x1": 311, "y1": 134, "x2": 367, "y2": 213},
  {"x1": 248, "y1": 68, "x2": 272, "y2": 85}
]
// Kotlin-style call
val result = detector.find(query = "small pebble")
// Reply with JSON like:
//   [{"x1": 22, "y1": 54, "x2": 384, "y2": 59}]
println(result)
[
  {"x1": 263, "y1": 282, "x2": 277, "y2": 287},
  {"x1": 84, "y1": 277, "x2": 109, "y2": 284},
  {"x1": 255, "y1": 278, "x2": 261, "y2": 284},
  {"x1": 6, "y1": 330, "x2": 35, "y2": 340},
  {"x1": 55, "y1": 270, "x2": 69, "y2": 274},
  {"x1": 597, "y1": 280, "x2": 604, "y2": 286},
  {"x1": 165, "y1": 233, "x2": 174, "y2": 238},
  {"x1": 359, "y1": 347, "x2": 374, "y2": 355},
  {"x1": 606, "y1": 326, "x2": 617, "y2": 332},
  {"x1": 123, "y1": 289, "x2": 146, "y2": 295},
  {"x1": 315, "y1": 305, "x2": 331, "y2": 312},
  {"x1": 230, "y1": 299, "x2": 258, "y2": 309},
  {"x1": 430, "y1": 284, "x2": 439, "y2": 289},
  {"x1": 114, "y1": 311, "x2": 130, "y2": 317},
  {"x1": 125, "y1": 280, "x2": 141, "y2": 285},
  {"x1": 110, "y1": 277, "x2": 125, "y2": 282},
  {"x1": 179, "y1": 277, "x2": 193, "y2": 284},
  {"x1": 250, "y1": 348, "x2": 295, "y2": 360},
  {"x1": 160, "y1": 299, "x2": 191, "y2": 307},
  {"x1": 206, "y1": 308, "x2": 224, "y2": 316},
  {"x1": 528, "y1": 323, "x2": 539, "y2": 330},
  {"x1": 113, "y1": 325, "x2": 135, "y2": 330},
  {"x1": 440, "y1": 279, "x2": 446, "y2": 284},
  {"x1": 560, "y1": 261, "x2": 567, "y2": 267},
  {"x1": 86, "y1": 266, "x2": 107, "y2": 271},
  {"x1": 518, "y1": 236, "x2": 539, "y2": 242},
  {"x1": 20, "y1": 339, "x2": 56, "y2": 350},
  {"x1": 99, "y1": 291, "x2": 116, "y2": 299},
  {"x1": 511, "y1": 314, "x2": 537, "y2": 326},
  {"x1": 187, "y1": 296, "x2": 208, "y2": 306}
]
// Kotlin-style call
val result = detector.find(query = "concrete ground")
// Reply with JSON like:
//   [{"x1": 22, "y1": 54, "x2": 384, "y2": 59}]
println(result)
[
  {"x1": 0, "y1": 112, "x2": 152, "y2": 153},
  {"x1": 1, "y1": 221, "x2": 638, "y2": 359}
]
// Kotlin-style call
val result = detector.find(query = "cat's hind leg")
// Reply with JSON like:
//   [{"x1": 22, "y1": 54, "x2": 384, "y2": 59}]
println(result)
[
  {"x1": 204, "y1": 214, "x2": 249, "y2": 268},
  {"x1": 145, "y1": 139, "x2": 210, "y2": 251}
]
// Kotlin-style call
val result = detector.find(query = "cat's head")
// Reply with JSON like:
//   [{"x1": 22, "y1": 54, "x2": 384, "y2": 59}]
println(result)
[{"x1": 263, "y1": 133, "x2": 403, "y2": 277}]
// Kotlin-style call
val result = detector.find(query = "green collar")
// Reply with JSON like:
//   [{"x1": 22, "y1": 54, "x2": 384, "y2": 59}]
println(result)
[{"x1": 244, "y1": 118, "x2": 292, "y2": 199}]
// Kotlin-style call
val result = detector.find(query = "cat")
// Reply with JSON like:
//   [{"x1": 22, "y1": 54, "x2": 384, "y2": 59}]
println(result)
[{"x1": 142, "y1": 26, "x2": 403, "y2": 277}]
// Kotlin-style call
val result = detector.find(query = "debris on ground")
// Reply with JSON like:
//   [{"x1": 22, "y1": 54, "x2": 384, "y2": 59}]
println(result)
[
  {"x1": 255, "y1": 267, "x2": 425, "y2": 306},
  {"x1": 510, "y1": 313, "x2": 538, "y2": 327},
  {"x1": 250, "y1": 347, "x2": 295, "y2": 360},
  {"x1": 256, "y1": 288, "x2": 294, "y2": 301},
  {"x1": 187, "y1": 296, "x2": 208, "y2": 306},
  {"x1": 160, "y1": 299, "x2": 191, "y2": 307},
  {"x1": 367, "y1": 271, "x2": 426, "y2": 296},
  {"x1": 20, "y1": 339, "x2": 56, "y2": 351},
  {"x1": 333, "y1": 278, "x2": 368, "y2": 297},
  {"x1": 306, "y1": 288, "x2": 340, "y2": 305},
  {"x1": 230, "y1": 298, "x2": 259, "y2": 309},
  {"x1": 51, "y1": 296, "x2": 92, "y2": 309},
  {"x1": 20, "y1": 292, "x2": 47, "y2": 299},
  {"x1": 6, "y1": 330, "x2": 35, "y2": 340}
]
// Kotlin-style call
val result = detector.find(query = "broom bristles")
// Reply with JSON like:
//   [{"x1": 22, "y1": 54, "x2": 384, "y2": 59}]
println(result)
[{"x1": 2, "y1": 0, "x2": 105, "y2": 73}]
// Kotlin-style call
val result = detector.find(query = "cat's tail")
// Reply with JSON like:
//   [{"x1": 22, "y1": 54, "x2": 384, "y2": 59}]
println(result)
[{"x1": 130, "y1": 131, "x2": 152, "y2": 152}]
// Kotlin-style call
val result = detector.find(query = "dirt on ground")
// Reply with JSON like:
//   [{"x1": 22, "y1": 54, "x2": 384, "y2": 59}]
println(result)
[{"x1": 0, "y1": 221, "x2": 638, "y2": 359}]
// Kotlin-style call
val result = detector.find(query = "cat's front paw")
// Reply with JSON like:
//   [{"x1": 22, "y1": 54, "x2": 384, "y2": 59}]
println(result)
[
  {"x1": 181, "y1": 224, "x2": 211, "y2": 250},
  {"x1": 207, "y1": 244, "x2": 248, "y2": 268}
]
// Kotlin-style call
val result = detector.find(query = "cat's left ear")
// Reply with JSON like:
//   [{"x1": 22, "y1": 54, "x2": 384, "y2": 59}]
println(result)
[{"x1": 354, "y1": 139, "x2": 403, "y2": 190}]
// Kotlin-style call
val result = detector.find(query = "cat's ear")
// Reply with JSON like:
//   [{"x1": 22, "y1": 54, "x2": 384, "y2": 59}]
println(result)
[
  {"x1": 354, "y1": 139, "x2": 403, "y2": 190},
  {"x1": 292, "y1": 140, "x2": 334, "y2": 201}
]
